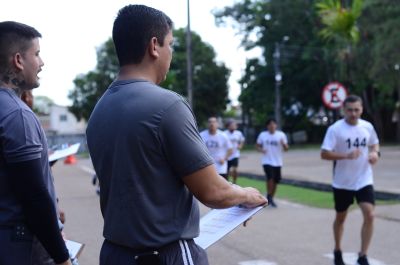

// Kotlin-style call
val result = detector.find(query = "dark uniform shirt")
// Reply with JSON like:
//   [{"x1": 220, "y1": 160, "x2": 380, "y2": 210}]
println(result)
[
  {"x1": 87, "y1": 80, "x2": 213, "y2": 249},
  {"x1": 0, "y1": 88, "x2": 57, "y2": 225}
]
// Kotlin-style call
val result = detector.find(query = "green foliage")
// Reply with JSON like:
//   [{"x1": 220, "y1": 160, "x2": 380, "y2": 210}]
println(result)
[
  {"x1": 358, "y1": 0, "x2": 400, "y2": 88},
  {"x1": 68, "y1": 29, "x2": 230, "y2": 125},
  {"x1": 236, "y1": 177, "x2": 399, "y2": 208},
  {"x1": 68, "y1": 39, "x2": 117, "y2": 121},
  {"x1": 34, "y1": 95, "x2": 54, "y2": 114},
  {"x1": 236, "y1": 177, "x2": 335, "y2": 208},
  {"x1": 216, "y1": 0, "x2": 330, "y2": 129},
  {"x1": 161, "y1": 29, "x2": 230, "y2": 126},
  {"x1": 316, "y1": 0, "x2": 362, "y2": 44},
  {"x1": 215, "y1": 0, "x2": 400, "y2": 142},
  {"x1": 340, "y1": 0, "x2": 400, "y2": 140}
]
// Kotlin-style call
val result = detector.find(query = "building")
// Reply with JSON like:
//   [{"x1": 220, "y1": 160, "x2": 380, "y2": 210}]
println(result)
[{"x1": 37, "y1": 103, "x2": 87, "y2": 152}]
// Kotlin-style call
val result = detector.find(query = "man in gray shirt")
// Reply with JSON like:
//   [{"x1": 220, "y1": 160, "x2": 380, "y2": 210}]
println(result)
[
  {"x1": 86, "y1": 5, "x2": 267, "y2": 265},
  {"x1": 0, "y1": 21, "x2": 71, "y2": 265}
]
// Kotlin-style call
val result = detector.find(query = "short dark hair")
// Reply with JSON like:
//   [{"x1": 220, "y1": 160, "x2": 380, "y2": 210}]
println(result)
[
  {"x1": 343, "y1": 94, "x2": 363, "y2": 107},
  {"x1": 0, "y1": 21, "x2": 41, "y2": 72},
  {"x1": 265, "y1": 118, "x2": 277, "y2": 126},
  {"x1": 112, "y1": 5, "x2": 173, "y2": 66}
]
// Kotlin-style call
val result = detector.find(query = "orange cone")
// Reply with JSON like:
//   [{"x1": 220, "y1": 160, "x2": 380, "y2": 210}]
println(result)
[{"x1": 64, "y1": 154, "x2": 77, "y2": 164}]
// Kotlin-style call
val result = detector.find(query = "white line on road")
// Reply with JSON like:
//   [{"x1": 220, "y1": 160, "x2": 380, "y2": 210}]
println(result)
[
  {"x1": 274, "y1": 199, "x2": 305, "y2": 208},
  {"x1": 239, "y1": 260, "x2": 278, "y2": 265},
  {"x1": 80, "y1": 165, "x2": 96, "y2": 175}
]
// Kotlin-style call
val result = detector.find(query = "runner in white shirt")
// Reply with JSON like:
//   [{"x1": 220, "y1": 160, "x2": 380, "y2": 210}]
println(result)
[
  {"x1": 200, "y1": 117, "x2": 233, "y2": 179},
  {"x1": 321, "y1": 95, "x2": 380, "y2": 265},
  {"x1": 256, "y1": 118, "x2": 289, "y2": 207},
  {"x1": 225, "y1": 120, "x2": 245, "y2": 184}
]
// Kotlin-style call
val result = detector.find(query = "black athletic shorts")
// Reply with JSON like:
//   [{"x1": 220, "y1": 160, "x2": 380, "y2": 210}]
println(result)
[
  {"x1": 263, "y1": 165, "x2": 282, "y2": 183},
  {"x1": 227, "y1": 158, "x2": 239, "y2": 171},
  {"x1": 333, "y1": 184, "x2": 375, "y2": 212}
]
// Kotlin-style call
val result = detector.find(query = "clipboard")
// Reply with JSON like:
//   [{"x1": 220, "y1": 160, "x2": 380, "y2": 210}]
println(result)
[
  {"x1": 48, "y1": 143, "x2": 80, "y2": 162},
  {"x1": 66, "y1": 239, "x2": 85, "y2": 259},
  {"x1": 194, "y1": 205, "x2": 264, "y2": 249}
]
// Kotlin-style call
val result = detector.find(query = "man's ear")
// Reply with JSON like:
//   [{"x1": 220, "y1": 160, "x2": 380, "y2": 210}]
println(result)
[
  {"x1": 148, "y1": 37, "x2": 159, "y2": 59},
  {"x1": 12, "y1": 53, "x2": 24, "y2": 71}
]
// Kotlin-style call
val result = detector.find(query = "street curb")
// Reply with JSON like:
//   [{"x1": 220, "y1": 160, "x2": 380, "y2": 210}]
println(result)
[{"x1": 241, "y1": 172, "x2": 400, "y2": 201}]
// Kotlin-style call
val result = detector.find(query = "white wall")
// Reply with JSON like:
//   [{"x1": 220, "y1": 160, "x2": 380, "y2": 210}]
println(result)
[{"x1": 48, "y1": 105, "x2": 86, "y2": 134}]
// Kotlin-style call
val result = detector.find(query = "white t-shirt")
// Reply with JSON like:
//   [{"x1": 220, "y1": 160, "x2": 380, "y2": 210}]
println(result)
[
  {"x1": 256, "y1": 130, "x2": 288, "y2": 167},
  {"x1": 200, "y1": 129, "x2": 232, "y2": 174},
  {"x1": 224, "y1": 129, "x2": 245, "y2": 160},
  {"x1": 321, "y1": 119, "x2": 379, "y2": 190}
]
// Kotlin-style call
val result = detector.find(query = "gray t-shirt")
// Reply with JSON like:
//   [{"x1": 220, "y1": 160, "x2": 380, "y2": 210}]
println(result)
[
  {"x1": 0, "y1": 88, "x2": 57, "y2": 225},
  {"x1": 86, "y1": 79, "x2": 213, "y2": 249}
]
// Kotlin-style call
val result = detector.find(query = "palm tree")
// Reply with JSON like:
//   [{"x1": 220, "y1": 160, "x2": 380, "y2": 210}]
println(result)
[
  {"x1": 315, "y1": 0, "x2": 363, "y2": 86},
  {"x1": 316, "y1": 0, "x2": 362, "y2": 44}
]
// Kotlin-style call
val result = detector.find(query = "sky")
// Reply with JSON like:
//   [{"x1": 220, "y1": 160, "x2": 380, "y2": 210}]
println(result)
[{"x1": 1, "y1": 0, "x2": 260, "y2": 106}]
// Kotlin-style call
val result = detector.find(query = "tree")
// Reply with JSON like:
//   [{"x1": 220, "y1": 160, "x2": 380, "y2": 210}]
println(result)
[
  {"x1": 316, "y1": 0, "x2": 400, "y2": 140},
  {"x1": 161, "y1": 29, "x2": 230, "y2": 126},
  {"x1": 68, "y1": 29, "x2": 230, "y2": 126},
  {"x1": 216, "y1": 0, "x2": 400, "y2": 142},
  {"x1": 215, "y1": 0, "x2": 331, "y2": 134},
  {"x1": 315, "y1": 0, "x2": 362, "y2": 89},
  {"x1": 355, "y1": 0, "x2": 400, "y2": 141},
  {"x1": 315, "y1": 0, "x2": 362, "y2": 44},
  {"x1": 68, "y1": 39, "x2": 117, "y2": 121},
  {"x1": 34, "y1": 95, "x2": 54, "y2": 115}
]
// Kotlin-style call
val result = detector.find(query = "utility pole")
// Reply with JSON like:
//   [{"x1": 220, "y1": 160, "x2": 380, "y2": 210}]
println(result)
[
  {"x1": 273, "y1": 42, "x2": 282, "y2": 127},
  {"x1": 186, "y1": 0, "x2": 193, "y2": 108}
]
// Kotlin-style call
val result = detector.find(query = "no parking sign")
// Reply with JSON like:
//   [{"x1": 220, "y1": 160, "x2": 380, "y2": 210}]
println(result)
[{"x1": 322, "y1": 82, "x2": 348, "y2": 109}]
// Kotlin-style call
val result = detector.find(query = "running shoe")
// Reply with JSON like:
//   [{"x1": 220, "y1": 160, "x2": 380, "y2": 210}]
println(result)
[
  {"x1": 357, "y1": 254, "x2": 369, "y2": 265},
  {"x1": 333, "y1": 250, "x2": 345, "y2": 265}
]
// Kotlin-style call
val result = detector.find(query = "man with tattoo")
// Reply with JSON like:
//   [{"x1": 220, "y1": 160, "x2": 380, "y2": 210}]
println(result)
[{"x1": 0, "y1": 21, "x2": 71, "y2": 265}]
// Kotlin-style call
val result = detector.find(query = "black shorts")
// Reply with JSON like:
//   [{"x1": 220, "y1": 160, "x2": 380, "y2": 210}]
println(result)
[
  {"x1": 227, "y1": 158, "x2": 239, "y2": 171},
  {"x1": 263, "y1": 165, "x2": 282, "y2": 183},
  {"x1": 333, "y1": 185, "x2": 375, "y2": 212}
]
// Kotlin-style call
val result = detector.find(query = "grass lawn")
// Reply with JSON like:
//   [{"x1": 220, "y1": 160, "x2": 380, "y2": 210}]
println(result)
[{"x1": 235, "y1": 177, "x2": 399, "y2": 209}]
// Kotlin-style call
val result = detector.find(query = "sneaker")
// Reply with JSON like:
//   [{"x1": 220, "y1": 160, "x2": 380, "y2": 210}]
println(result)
[
  {"x1": 92, "y1": 175, "x2": 97, "y2": 185},
  {"x1": 357, "y1": 254, "x2": 369, "y2": 265},
  {"x1": 267, "y1": 195, "x2": 277, "y2": 208},
  {"x1": 333, "y1": 250, "x2": 345, "y2": 265},
  {"x1": 269, "y1": 198, "x2": 277, "y2": 207}
]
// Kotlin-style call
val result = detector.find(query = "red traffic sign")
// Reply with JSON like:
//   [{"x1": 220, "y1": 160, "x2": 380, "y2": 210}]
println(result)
[{"x1": 322, "y1": 82, "x2": 348, "y2": 109}]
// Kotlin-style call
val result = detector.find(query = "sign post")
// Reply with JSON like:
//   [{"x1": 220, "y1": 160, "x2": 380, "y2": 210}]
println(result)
[
  {"x1": 322, "y1": 82, "x2": 348, "y2": 109},
  {"x1": 322, "y1": 82, "x2": 348, "y2": 123}
]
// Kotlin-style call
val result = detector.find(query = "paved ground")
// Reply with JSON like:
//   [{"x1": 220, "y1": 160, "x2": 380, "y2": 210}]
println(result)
[
  {"x1": 52, "y1": 146, "x2": 400, "y2": 265},
  {"x1": 239, "y1": 146, "x2": 400, "y2": 196}
]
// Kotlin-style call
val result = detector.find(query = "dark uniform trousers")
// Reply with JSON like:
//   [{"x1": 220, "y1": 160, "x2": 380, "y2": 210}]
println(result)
[
  {"x1": 0, "y1": 224, "x2": 56, "y2": 265},
  {"x1": 100, "y1": 239, "x2": 209, "y2": 265}
]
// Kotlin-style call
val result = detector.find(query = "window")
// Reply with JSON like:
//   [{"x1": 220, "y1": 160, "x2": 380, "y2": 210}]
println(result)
[{"x1": 59, "y1": 114, "x2": 68, "y2": 122}]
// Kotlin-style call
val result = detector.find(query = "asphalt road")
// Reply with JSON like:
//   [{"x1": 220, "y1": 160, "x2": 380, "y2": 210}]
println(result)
[{"x1": 53, "y1": 147, "x2": 400, "y2": 265}]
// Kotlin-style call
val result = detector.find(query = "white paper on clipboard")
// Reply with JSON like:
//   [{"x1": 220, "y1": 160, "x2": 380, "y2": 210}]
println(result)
[
  {"x1": 194, "y1": 205, "x2": 264, "y2": 249},
  {"x1": 66, "y1": 239, "x2": 85, "y2": 259},
  {"x1": 48, "y1": 143, "x2": 80, "y2": 162}
]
